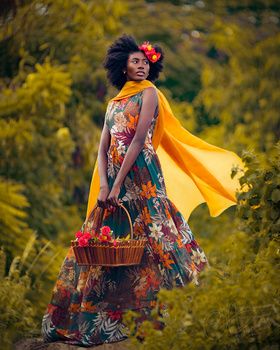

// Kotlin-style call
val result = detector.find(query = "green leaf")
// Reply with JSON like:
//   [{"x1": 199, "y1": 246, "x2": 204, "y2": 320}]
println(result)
[{"x1": 271, "y1": 189, "x2": 280, "y2": 203}]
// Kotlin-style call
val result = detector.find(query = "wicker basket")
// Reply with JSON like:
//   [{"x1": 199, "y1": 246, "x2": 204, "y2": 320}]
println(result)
[{"x1": 71, "y1": 202, "x2": 147, "y2": 266}]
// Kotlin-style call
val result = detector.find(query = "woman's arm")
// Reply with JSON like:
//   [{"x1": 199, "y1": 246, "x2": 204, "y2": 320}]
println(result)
[
  {"x1": 107, "y1": 87, "x2": 158, "y2": 206},
  {"x1": 97, "y1": 120, "x2": 111, "y2": 206}
]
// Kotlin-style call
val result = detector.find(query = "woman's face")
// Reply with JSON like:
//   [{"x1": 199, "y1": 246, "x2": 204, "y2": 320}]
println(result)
[{"x1": 125, "y1": 51, "x2": 150, "y2": 81}]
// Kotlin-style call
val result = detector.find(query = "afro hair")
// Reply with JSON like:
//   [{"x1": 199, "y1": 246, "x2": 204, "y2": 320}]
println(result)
[{"x1": 103, "y1": 34, "x2": 164, "y2": 90}]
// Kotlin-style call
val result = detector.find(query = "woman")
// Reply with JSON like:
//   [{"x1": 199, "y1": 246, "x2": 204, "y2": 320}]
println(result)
[{"x1": 41, "y1": 34, "x2": 244, "y2": 347}]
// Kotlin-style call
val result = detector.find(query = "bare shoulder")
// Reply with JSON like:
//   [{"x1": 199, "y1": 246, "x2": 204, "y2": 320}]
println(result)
[
  {"x1": 142, "y1": 86, "x2": 158, "y2": 104},
  {"x1": 143, "y1": 86, "x2": 157, "y2": 96}
]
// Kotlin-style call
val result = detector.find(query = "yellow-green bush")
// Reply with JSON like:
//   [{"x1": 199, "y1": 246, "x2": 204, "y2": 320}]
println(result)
[
  {"x1": 123, "y1": 145, "x2": 280, "y2": 349},
  {"x1": 0, "y1": 1, "x2": 279, "y2": 348}
]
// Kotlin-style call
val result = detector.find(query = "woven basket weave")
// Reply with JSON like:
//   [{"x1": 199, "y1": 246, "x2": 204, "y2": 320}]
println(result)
[{"x1": 71, "y1": 202, "x2": 147, "y2": 266}]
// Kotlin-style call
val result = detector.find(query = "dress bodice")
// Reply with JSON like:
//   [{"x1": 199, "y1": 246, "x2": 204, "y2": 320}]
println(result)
[{"x1": 105, "y1": 91, "x2": 159, "y2": 153}]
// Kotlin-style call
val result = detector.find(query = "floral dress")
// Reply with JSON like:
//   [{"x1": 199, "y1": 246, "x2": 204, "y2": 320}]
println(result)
[{"x1": 41, "y1": 90, "x2": 210, "y2": 347}]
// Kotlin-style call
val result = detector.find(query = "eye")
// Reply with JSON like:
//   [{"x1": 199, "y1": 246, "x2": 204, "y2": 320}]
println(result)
[{"x1": 131, "y1": 59, "x2": 149, "y2": 64}]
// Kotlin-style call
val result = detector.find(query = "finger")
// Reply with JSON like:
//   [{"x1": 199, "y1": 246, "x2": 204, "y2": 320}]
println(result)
[
  {"x1": 106, "y1": 198, "x2": 112, "y2": 211},
  {"x1": 101, "y1": 201, "x2": 107, "y2": 208}
]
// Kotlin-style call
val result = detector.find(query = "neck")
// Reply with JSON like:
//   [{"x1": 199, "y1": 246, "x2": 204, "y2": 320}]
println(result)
[
  {"x1": 125, "y1": 79, "x2": 148, "y2": 84},
  {"x1": 110, "y1": 79, "x2": 155, "y2": 101}
]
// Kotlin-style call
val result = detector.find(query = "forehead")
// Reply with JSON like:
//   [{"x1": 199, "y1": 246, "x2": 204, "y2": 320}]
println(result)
[{"x1": 128, "y1": 51, "x2": 147, "y2": 60}]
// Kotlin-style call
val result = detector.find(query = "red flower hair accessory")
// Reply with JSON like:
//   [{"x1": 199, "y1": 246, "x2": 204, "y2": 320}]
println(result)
[{"x1": 138, "y1": 41, "x2": 161, "y2": 63}]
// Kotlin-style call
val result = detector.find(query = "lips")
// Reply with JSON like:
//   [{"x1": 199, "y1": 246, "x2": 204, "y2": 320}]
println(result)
[{"x1": 136, "y1": 71, "x2": 145, "y2": 76}]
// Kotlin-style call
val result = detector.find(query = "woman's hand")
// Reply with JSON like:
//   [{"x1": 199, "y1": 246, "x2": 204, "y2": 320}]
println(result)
[
  {"x1": 107, "y1": 184, "x2": 122, "y2": 207},
  {"x1": 97, "y1": 185, "x2": 110, "y2": 208}
]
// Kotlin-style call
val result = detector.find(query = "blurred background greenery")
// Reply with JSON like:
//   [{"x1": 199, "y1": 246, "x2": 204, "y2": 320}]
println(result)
[{"x1": 0, "y1": 0, "x2": 279, "y2": 349}]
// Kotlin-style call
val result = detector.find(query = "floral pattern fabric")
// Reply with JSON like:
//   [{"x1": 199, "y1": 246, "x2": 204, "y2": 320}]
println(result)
[{"x1": 41, "y1": 90, "x2": 210, "y2": 347}]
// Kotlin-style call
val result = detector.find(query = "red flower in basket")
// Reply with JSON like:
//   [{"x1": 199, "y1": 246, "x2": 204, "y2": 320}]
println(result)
[
  {"x1": 75, "y1": 230, "x2": 83, "y2": 239},
  {"x1": 101, "y1": 226, "x2": 111, "y2": 235},
  {"x1": 76, "y1": 231, "x2": 92, "y2": 247},
  {"x1": 98, "y1": 225, "x2": 113, "y2": 242}
]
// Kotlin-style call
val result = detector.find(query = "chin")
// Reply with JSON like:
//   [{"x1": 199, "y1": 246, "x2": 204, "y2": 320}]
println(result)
[{"x1": 133, "y1": 76, "x2": 147, "y2": 81}]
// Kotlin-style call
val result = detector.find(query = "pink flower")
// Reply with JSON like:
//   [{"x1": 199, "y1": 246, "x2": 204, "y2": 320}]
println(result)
[
  {"x1": 75, "y1": 230, "x2": 83, "y2": 239},
  {"x1": 77, "y1": 232, "x2": 92, "y2": 247},
  {"x1": 78, "y1": 237, "x2": 89, "y2": 247},
  {"x1": 83, "y1": 232, "x2": 92, "y2": 239},
  {"x1": 101, "y1": 226, "x2": 111, "y2": 236},
  {"x1": 78, "y1": 238, "x2": 85, "y2": 246}
]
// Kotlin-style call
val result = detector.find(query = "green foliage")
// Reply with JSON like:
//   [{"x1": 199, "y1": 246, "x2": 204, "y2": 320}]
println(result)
[
  {"x1": 0, "y1": 248, "x2": 37, "y2": 349},
  {"x1": 0, "y1": 233, "x2": 68, "y2": 349},
  {"x1": 0, "y1": 177, "x2": 33, "y2": 259},
  {"x1": 0, "y1": 0, "x2": 128, "y2": 238},
  {"x1": 123, "y1": 146, "x2": 280, "y2": 349},
  {"x1": 0, "y1": 0, "x2": 279, "y2": 347},
  {"x1": 0, "y1": 58, "x2": 78, "y2": 236},
  {"x1": 192, "y1": 5, "x2": 279, "y2": 153},
  {"x1": 0, "y1": 0, "x2": 128, "y2": 346},
  {"x1": 236, "y1": 144, "x2": 280, "y2": 239}
]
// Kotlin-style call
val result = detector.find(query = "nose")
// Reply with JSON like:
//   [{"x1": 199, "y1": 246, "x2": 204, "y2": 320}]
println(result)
[{"x1": 138, "y1": 60, "x2": 145, "y2": 69}]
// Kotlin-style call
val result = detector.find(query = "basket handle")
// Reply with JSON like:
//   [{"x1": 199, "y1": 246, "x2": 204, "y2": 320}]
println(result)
[{"x1": 82, "y1": 202, "x2": 134, "y2": 240}]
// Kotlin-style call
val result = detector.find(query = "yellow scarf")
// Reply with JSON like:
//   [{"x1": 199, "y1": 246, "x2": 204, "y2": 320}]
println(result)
[{"x1": 86, "y1": 79, "x2": 245, "y2": 220}]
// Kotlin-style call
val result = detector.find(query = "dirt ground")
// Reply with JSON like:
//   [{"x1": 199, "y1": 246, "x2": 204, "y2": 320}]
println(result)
[{"x1": 14, "y1": 337, "x2": 131, "y2": 350}]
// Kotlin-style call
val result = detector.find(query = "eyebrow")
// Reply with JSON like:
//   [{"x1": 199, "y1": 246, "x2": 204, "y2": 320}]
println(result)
[{"x1": 130, "y1": 57, "x2": 148, "y2": 61}]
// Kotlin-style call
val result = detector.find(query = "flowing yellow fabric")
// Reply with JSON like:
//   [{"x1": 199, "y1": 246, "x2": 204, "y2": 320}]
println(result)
[{"x1": 86, "y1": 79, "x2": 245, "y2": 221}]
